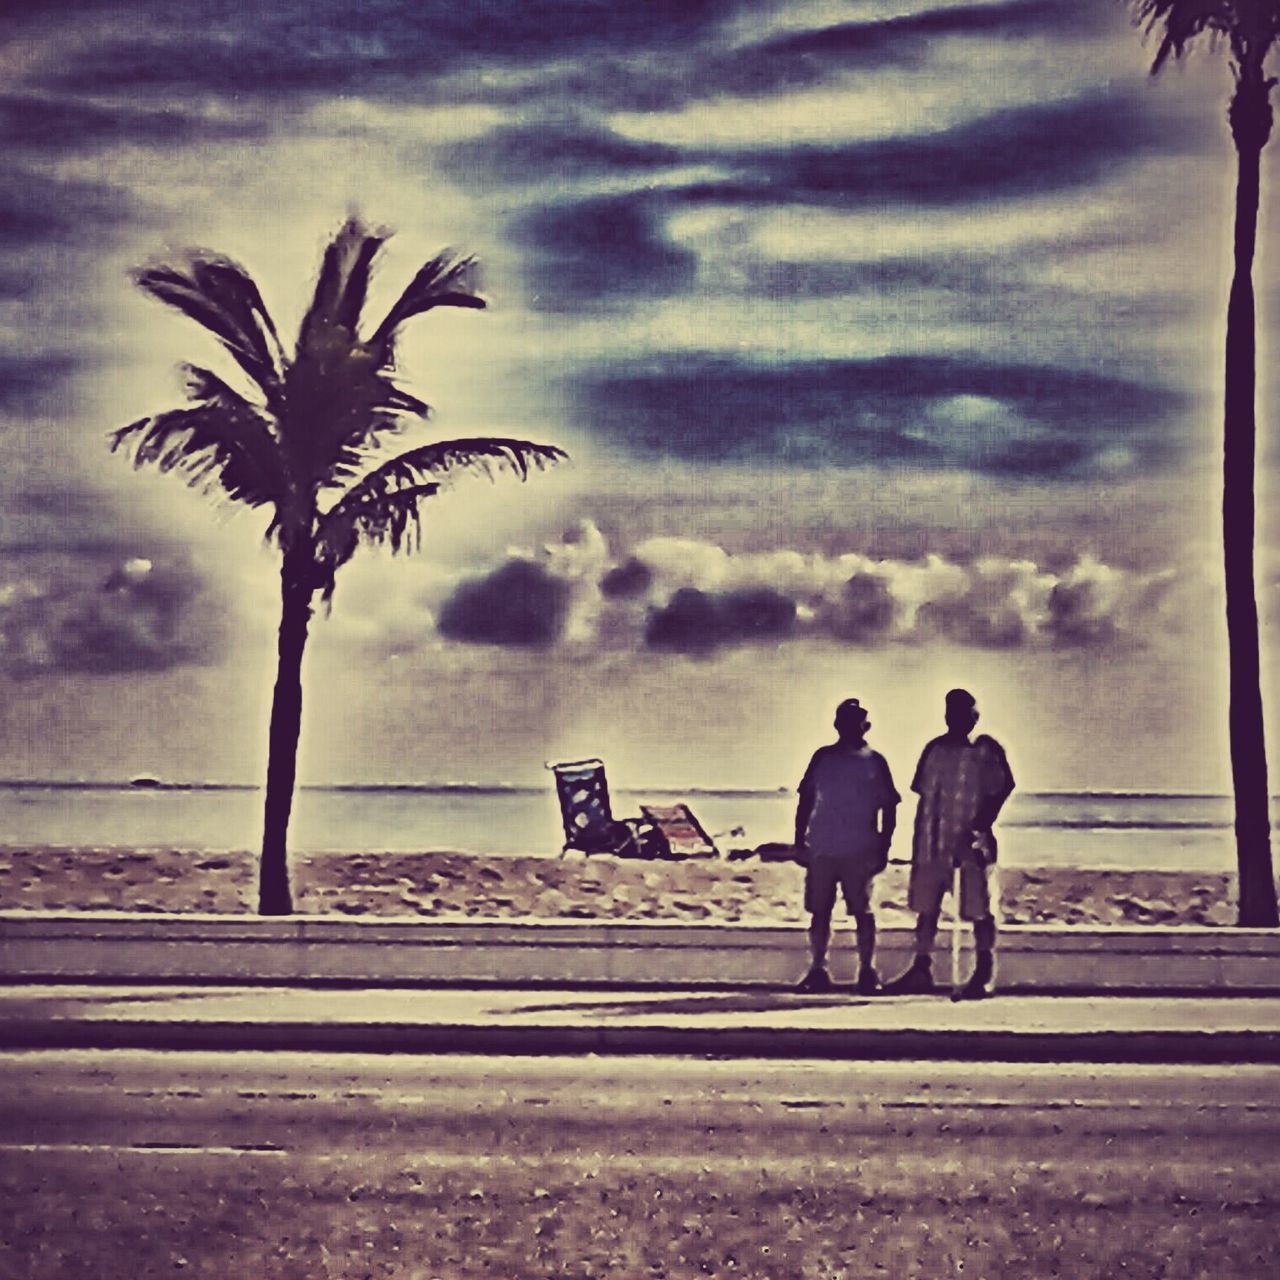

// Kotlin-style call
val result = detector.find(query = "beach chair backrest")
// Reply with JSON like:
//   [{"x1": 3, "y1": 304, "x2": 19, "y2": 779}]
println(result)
[
  {"x1": 548, "y1": 758, "x2": 615, "y2": 851},
  {"x1": 638, "y1": 803, "x2": 717, "y2": 858}
]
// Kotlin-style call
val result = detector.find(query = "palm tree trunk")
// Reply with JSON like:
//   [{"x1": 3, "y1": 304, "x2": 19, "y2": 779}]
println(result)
[
  {"x1": 1224, "y1": 71, "x2": 1279, "y2": 928},
  {"x1": 258, "y1": 543, "x2": 314, "y2": 915}
]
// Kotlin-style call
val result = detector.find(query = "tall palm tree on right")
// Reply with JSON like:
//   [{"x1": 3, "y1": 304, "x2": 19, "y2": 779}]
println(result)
[{"x1": 1128, "y1": 1, "x2": 1279, "y2": 925}]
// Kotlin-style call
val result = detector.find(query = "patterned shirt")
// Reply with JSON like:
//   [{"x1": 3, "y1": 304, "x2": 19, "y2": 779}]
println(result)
[{"x1": 910, "y1": 734, "x2": 1014, "y2": 866}]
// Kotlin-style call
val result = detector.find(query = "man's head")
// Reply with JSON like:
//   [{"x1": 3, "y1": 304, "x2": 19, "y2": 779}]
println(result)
[
  {"x1": 834, "y1": 697, "x2": 871, "y2": 742},
  {"x1": 944, "y1": 688, "x2": 979, "y2": 737}
]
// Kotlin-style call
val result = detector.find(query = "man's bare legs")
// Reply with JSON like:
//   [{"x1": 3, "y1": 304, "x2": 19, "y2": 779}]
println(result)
[
  {"x1": 802, "y1": 910, "x2": 878, "y2": 992},
  {"x1": 884, "y1": 910, "x2": 996, "y2": 996},
  {"x1": 953, "y1": 914, "x2": 996, "y2": 1000}
]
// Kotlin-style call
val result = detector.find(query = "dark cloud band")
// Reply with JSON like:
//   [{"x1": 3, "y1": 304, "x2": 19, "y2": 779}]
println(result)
[
  {"x1": 33, "y1": 0, "x2": 746, "y2": 97},
  {"x1": 514, "y1": 193, "x2": 698, "y2": 309},
  {"x1": 673, "y1": 92, "x2": 1185, "y2": 209},
  {"x1": 566, "y1": 353, "x2": 1188, "y2": 477}
]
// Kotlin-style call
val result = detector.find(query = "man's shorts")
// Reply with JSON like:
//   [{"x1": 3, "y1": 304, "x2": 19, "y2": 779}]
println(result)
[
  {"x1": 908, "y1": 859, "x2": 992, "y2": 922},
  {"x1": 805, "y1": 859, "x2": 875, "y2": 918}
]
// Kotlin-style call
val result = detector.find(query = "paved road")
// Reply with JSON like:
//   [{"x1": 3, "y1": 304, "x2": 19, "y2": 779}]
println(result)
[{"x1": 3, "y1": 1051, "x2": 1279, "y2": 1278}]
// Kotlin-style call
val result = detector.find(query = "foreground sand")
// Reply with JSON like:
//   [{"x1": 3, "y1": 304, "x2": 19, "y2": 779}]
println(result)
[{"x1": 0, "y1": 846, "x2": 1237, "y2": 926}]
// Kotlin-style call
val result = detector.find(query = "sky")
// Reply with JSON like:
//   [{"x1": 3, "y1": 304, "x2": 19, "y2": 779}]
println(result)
[{"x1": 0, "y1": 0, "x2": 1278, "y2": 794}]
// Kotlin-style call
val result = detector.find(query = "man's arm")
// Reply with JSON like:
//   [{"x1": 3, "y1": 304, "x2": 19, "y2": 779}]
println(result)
[
  {"x1": 971, "y1": 736, "x2": 1014, "y2": 864},
  {"x1": 973, "y1": 736, "x2": 1014, "y2": 829},
  {"x1": 795, "y1": 784, "x2": 815, "y2": 851},
  {"x1": 973, "y1": 791, "x2": 1011, "y2": 831},
  {"x1": 795, "y1": 752, "x2": 819, "y2": 862},
  {"x1": 876, "y1": 753, "x2": 900, "y2": 867},
  {"x1": 910, "y1": 739, "x2": 937, "y2": 795},
  {"x1": 876, "y1": 800, "x2": 898, "y2": 870},
  {"x1": 880, "y1": 803, "x2": 898, "y2": 843}
]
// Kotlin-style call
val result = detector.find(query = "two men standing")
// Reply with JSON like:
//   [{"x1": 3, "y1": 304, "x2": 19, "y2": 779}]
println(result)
[{"x1": 794, "y1": 688, "x2": 1014, "y2": 999}]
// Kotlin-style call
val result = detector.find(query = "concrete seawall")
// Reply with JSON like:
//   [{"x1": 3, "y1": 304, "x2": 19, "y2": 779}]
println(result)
[{"x1": 3, "y1": 912, "x2": 1280, "y2": 992}]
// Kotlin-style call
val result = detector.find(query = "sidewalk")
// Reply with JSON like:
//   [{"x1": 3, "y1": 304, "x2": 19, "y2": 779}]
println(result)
[{"x1": 4, "y1": 983, "x2": 1280, "y2": 1062}]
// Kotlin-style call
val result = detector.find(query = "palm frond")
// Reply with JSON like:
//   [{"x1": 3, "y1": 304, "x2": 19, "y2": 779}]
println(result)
[
  {"x1": 110, "y1": 406, "x2": 284, "y2": 509},
  {"x1": 1129, "y1": 1, "x2": 1259, "y2": 72},
  {"x1": 329, "y1": 437, "x2": 567, "y2": 505},
  {"x1": 297, "y1": 216, "x2": 388, "y2": 356},
  {"x1": 315, "y1": 483, "x2": 442, "y2": 593},
  {"x1": 368, "y1": 252, "x2": 485, "y2": 360},
  {"x1": 307, "y1": 437, "x2": 565, "y2": 595},
  {"x1": 135, "y1": 255, "x2": 285, "y2": 402},
  {"x1": 110, "y1": 365, "x2": 287, "y2": 509},
  {"x1": 284, "y1": 217, "x2": 444, "y2": 486}
]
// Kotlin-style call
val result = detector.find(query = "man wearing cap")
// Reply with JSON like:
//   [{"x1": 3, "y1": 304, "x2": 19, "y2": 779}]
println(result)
[
  {"x1": 794, "y1": 698, "x2": 900, "y2": 994},
  {"x1": 885, "y1": 688, "x2": 1015, "y2": 1000}
]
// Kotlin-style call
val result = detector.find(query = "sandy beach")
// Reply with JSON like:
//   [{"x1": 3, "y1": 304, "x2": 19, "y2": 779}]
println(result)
[{"x1": 0, "y1": 846, "x2": 1238, "y2": 926}]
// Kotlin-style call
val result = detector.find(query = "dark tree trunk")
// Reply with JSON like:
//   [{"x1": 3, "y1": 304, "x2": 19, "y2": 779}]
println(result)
[
  {"x1": 258, "y1": 543, "x2": 315, "y2": 916},
  {"x1": 1224, "y1": 70, "x2": 1279, "y2": 928}
]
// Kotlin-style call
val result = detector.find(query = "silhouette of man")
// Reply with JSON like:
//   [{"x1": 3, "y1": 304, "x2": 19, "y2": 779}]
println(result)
[
  {"x1": 885, "y1": 688, "x2": 1014, "y2": 1000},
  {"x1": 794, "y1": 698, "x2": 900, "y2": 994}
]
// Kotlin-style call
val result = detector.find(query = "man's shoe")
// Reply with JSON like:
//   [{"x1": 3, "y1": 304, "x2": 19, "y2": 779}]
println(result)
[
  {"x1": 951, "y1": 954, "x2": 994, "y2": 1001},
  {"x1": 796, "y1": 965, "x2": 833, "y2": 993},
  {"x1": 856, "y1": 966, "x2": 880, "y2": 996},
  {"x1": 881, "y1": 959, "x2": 936, "y2": 995},
  {"x1": 950, "y1": 973, "x2": 991, "y2": 1001}
]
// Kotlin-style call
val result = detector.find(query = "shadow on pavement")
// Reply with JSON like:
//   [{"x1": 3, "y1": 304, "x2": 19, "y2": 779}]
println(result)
[{"x1": 510, "y1": 989, "x2": 887, "y2": 1017}]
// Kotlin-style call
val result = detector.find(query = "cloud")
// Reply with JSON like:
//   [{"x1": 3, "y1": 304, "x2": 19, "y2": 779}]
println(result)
[
  {"x1": 0, "y1": 267, "x2": 35, "y2": 299},
  {"x1": 759, "y1": 0, "x2": 1092, "y2": 54},
  {"x1": 514, "y1": 192, "x2": 699, "y2": 308},
  {"x1": 451, "y1": 0, "x2": 1101, "y2": 114},
  {"x1": 0, "y1": 352, "x2": 83, "y2": 411},
  {"x1": 17, "y1": 520, "x2": 1203, "y2": 670},
  {"x1": 0, "y1": 166, "x2": 132, "y2": 248},
  {"x1": 566, "y1": 353, "x2": 1188, "y2": 476},
  {"x1": 644, "y1": 584, "x2": 797, "y2": 652},
  {"x1": 34, "y1": 0, "x2": 746, "y2": 98},
  {"x1": 827, "y1": 571, "x2": 898, "y2": 641},
  {"x1": 667, "y1": 91, "x2": 1181, "y2": 209},
  {"x1": 0, "y1": 554, "x2": 225, "y2": 676},
  {"x1": 1041, "y1": 555, "x2": 1183, "y2": 646},
  {"x1": 0, "y1": 93, "x2": 267, "y2": 154},
  {"x1": 916, "y1": 556, "x2": 1052, "y2": 646},
  {"x1": 706, "y1": 0, "x2": 1102, "y2": 93},
  {"x1": 6, "y1": 0, "x2": 137, "y2": 20},
  {"x1": 440, "y1": 117, "x2": 683, "y2": 185},
  {"x1": 737, "y1": 245, "x2": 1152, "y2": 302},
  {"x1": 742, "y1": 256, "x2": 963, "y2": 299},
  {"x1": 436, "y1": 557, "x2": 572, "y2": 646},
  {"x1": 426, "y1": 520, "x2": 1198, "y2": 655},
  {"x1": 600, "y1": 557, "x2": 653, "y2": 599}
]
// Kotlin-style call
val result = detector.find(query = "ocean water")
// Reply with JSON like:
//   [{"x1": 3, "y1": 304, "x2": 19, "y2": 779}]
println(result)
[{"x1": 0, "y1": 782, "x2": 1260, "y2": 872}]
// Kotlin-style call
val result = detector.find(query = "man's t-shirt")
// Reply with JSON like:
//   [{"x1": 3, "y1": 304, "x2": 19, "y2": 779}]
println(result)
[
  {"x1": 799, "y1": 744, "x2": 900, "y2": 863},
  {"x1": 910, "y1": 734, "x2": 1014, "y2": 865}
]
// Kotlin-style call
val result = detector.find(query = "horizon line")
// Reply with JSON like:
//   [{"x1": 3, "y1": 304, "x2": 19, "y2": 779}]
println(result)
[{"x1": 0, "y1": 778, "x2": 1257, "y2": 802}]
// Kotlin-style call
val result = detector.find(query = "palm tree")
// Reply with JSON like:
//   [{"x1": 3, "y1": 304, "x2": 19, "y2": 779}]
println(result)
[
  {"x1": 1129, "y1": 2, "x2": 1280, "y2": 925},
  {"x1": 111, "y1": 217, "x2": 566, "y2": 915}
]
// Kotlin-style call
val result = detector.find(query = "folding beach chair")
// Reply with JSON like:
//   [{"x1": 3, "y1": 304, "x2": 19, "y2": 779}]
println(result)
[
  {"x1": 638, "y1": 803, "x2": 718, "y2": 858},
  {"x1": 547, "y1": 759, "x2": 668, "y2": 858}
]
